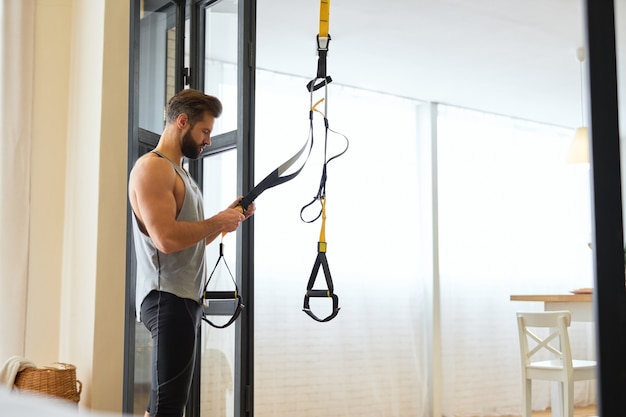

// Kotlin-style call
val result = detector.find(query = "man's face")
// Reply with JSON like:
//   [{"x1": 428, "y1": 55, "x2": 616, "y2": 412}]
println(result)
[{"x1": 181, "y1": 113, "x2": 215, "y2": 159}]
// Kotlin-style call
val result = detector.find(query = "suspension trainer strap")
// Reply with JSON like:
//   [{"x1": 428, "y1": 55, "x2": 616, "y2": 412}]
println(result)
[
  {"x1": 237, "y1": 125, "x2": 314, "y2": 212},
  {"x1": 202, "y1": 241, "x2": 244, "y2": 329},
  {"x1": 240, "y1": 1, "x2": 331, "y2": 210},
  {"x1": 207, "y1": 6, "x2": 329, "y2": 329},
  {"x1": 299, "y1": 106, "x2": 348, "y2": 324},
  {"x1": 209, "y1": 93, "x2": 319, "y2": 328},
  {"x1": 300, "y1": 0, "x2": 349, "y2": 322},
  {"x1": 302, "y1": 196, "x2": 340, "y2": 322}
]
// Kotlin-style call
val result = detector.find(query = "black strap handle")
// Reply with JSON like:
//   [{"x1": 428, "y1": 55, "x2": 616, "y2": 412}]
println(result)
[
  {"x1": 202, "y1": 243, "x2": 244, "y2": 329},
  {"x1": 302, "y1": 247, "x2": 340, "y2": 322},
  {"x1": 202, "y1": 294, "x2": 245, "y2": 329}
]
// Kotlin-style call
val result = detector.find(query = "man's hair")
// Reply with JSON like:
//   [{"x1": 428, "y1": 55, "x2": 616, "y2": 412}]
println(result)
[{"x1": 166, "y1": 89, "x2": 223, "y2": 127}]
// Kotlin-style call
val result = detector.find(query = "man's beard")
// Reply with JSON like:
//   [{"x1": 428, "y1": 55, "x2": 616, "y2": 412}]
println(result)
[{"x1": 181, "y1": 130, "x2": 201, "y2": 159}]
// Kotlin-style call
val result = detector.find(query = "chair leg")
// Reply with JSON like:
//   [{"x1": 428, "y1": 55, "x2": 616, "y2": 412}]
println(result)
[
  {"x1": 522, "y1": 379, "x2": 532, "y2": 417},
  {"x1": 563, "y1": 380, "x2": 574, "y2": 417}
]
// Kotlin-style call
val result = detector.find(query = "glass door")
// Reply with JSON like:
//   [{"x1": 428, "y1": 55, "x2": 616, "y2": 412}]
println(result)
[
  {"x1": 199, "y1": 149, "x2": 238, "y2": 417},
  {"x1": 200, "y1": 1, "x2": 238, "y2": 137},
  {"x1": 127, "y1": 1, "x2": 184, "y2": 415},
  {"x1": 126, "y1": 0, "x2": 255, "y2": 416},
  {"x1": 191, "y1": 2, "x2": 254, "y2": 416}
]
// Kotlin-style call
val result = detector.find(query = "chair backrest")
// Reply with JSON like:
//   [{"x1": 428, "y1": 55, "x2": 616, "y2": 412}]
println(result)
[{"x1": 516, "y1": 311, "x2": 573, "y2": 368}]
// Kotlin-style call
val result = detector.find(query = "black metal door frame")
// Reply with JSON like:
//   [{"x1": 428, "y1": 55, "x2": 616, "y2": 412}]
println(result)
[
  {"x1": 584, "y1": 1, "x2": 626, "y2": 416},
  {"x1": 126, "y1": 1, "x2": 626, "y2": 416},
  {"x1": 125, "y1": 1, "x2": 256, "y2": 416}
]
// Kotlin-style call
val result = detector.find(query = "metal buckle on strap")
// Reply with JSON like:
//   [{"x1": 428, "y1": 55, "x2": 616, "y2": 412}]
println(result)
[{"x1": 307, "y1": 35, "x2": 333, "y2": 92}]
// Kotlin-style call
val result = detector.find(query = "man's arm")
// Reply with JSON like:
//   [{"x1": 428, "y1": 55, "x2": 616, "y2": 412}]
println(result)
[{"x1": 129, "y1": 156, "x2": 245, "y2": 254}]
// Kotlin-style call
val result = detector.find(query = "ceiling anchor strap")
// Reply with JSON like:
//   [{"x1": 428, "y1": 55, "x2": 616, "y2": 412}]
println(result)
[{"x1": 307, "y1": 0, "x2": 333, "y2": 92}]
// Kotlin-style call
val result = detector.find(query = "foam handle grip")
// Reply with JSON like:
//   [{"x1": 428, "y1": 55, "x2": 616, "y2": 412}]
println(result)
[
  {"x1": 306, "y1": 289, "x2": 331, "y2": 297},
  {"x1": 204, "y1": 291, "x2": 238, "y2": 300}
]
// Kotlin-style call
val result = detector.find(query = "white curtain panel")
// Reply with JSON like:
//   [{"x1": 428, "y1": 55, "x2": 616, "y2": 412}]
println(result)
[
  {"x1": 252, "y1": 70, "x2": 595, "y2": 417},
  {"x1": 253, "y1": 69, "x2": 428, "y2": 417},
  {"x1": 0, "y1": 0, "x2": 35, "y2": 361},
  {"x1": 437, "y1": 105, "x2": 595, "y2": 416}
]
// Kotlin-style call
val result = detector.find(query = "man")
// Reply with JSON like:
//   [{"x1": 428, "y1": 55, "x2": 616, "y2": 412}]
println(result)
[{"x1": 128, "y1": 89, "x2": 254, "y2": 417}]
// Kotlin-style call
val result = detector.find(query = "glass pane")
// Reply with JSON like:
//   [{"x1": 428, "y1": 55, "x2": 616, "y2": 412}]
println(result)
[
  {"x1": 133, "y1": 3, "x2": 177, "y2": 415},
  {"x1": 138, "y1": 4, "x2": 176, "y2": 134},
  {"x1": 253, "y1": 69, "x2": 427, "y2": 417},
  {"x1": 200, "y1": 149, "x2": 238, "y2": 417},
  {"x1": 618, "y1": 0, "x2": 626, "y2": 251},
  {"x1": 436, "y1": 105, "x2": 595, "y2": 415},
  {"x1": 167, "y1": 24, "x2": 176, "y2": 106},
  {"x1": 203, "y1": 0, "x2": 238, "y2": 136}
]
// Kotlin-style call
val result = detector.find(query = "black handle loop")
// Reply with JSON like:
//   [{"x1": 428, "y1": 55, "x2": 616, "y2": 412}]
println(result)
[
  {"x1": 302, "y1": 247, "x2": 340, "y2": 322},
  {"x1": 202, "y1": 295, "x2": 244, "y2": 329},
  {"x1": 303, "y1": 292, "x2": 340, "y2": 323},
  {"x1": 300, "y1": 197, "x2": 323, "y2": 224},
  {"x1": 202, "y1": 242, "x2": 244, "y2": 329}
]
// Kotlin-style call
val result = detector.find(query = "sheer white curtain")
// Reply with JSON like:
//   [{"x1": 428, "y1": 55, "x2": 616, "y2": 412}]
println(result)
[
  {"x1": 0, "y1": 0, "x2": 35, "y2": 361},
  {"x1": 253, "y1": 70, "x2": 428, "y2": 417},
  {"x1": 437, "y1": 105, "x2": 595, "y2": 416},
  {"x1": 251, "y1": 70, "x2": 594, "y2": 417}
]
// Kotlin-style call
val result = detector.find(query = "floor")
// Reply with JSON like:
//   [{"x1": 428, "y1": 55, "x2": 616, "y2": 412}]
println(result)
[
  {"x1": 475, "y1": 405, "x2": 597, "y2": 417},
  {"x1": 526, "y1": 405, "x2": 597, "y2": 417}
]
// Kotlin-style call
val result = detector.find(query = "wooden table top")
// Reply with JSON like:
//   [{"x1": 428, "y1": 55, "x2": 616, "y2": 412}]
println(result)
[{"x1": 510, "y1": 294, "x2": 592, "y2": 302}]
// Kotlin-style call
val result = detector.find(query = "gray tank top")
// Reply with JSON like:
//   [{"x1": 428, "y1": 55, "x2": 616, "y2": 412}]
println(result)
[{"x1": 133, "y1": 151, "x2": 206, "y2": 321}]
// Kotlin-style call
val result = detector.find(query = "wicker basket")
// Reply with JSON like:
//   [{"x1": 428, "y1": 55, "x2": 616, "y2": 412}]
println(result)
[{"x1": 13, "y1": 362, "x2": 82, "y2": 404}]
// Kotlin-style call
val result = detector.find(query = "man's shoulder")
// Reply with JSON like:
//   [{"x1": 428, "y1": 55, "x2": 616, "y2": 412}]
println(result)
[
  {"x1": 133, "y1": 152, "x2": 171, "y2": 172},
  {"x1": 130, "y1": 152, "x2": 177, "y2": 186}
]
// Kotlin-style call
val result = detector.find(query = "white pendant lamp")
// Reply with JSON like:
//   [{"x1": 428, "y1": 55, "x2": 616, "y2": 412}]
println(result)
[
  {"x1": 567, "y1": 47, "x2": 589, "y2": 164},
  {"x1": 567, "y1": 126, "x2": 589, "y2": 163}
]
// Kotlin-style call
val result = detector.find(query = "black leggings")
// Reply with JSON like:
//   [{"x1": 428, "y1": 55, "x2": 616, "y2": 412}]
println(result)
[{"x1": 141, "y1": 290, "x2": 203, "y2": 417}]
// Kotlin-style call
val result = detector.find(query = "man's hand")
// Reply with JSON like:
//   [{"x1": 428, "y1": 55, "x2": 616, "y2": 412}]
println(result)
[
  {"x1": 228, "y1": 196, "x2": 256, "y2": 220},
  {"x1": 219, "y1": 206, "x2": 245, "y2": 234}
]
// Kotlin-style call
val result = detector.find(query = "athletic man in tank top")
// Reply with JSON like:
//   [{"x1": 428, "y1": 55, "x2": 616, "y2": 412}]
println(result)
[{"x1": 128, "y1": 89, "x2": 255, "y2": 417}]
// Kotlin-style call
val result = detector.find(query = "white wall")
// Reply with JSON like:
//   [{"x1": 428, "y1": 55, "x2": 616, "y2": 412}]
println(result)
[
  {"x1": 0, "y1": 0, "x2": 35, "y2": 365},
  {"x1": 26, "y1": 0, "x2": 72, "y2": 369},
  {"x1": 23, "y1": 0, "x2": 129, "y2": 411}
]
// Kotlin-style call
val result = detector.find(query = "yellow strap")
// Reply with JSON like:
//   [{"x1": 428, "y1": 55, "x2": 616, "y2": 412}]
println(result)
[
  {"x1": 319, "y1": 196, "x2": 327, "y2": 243},
  {"x1": 319, "y1": 0, "x2": 330, "y2": 37},
  {"x1": 312, "y1": 98, "x2": 325, "y2": 116}
]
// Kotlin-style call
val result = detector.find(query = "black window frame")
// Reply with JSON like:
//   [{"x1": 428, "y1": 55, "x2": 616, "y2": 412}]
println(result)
[{"x1": 125, "y1": 1, "x2": 256, "y2": 416}]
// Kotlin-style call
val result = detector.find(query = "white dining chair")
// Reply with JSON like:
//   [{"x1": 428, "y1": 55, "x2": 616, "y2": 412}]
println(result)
[{"x1": 516, "y1": 311, "x2": 596, "y2": 417}]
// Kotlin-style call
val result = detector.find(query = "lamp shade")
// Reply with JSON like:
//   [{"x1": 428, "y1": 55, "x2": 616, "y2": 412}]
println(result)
[{"x1": 567, "y1": 126, "x2": 589, "y2": 164}]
